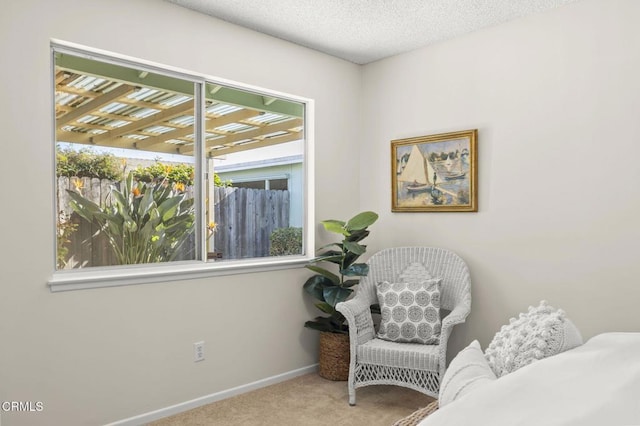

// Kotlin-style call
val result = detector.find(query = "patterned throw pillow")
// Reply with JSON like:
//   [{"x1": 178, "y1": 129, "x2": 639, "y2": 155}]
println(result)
[
  {"x1": 484, "y1": 300, "x2": 583, "y2": 377},
  {"x1": 376, "y1": 279, "x2": 442, "y2": 344}
]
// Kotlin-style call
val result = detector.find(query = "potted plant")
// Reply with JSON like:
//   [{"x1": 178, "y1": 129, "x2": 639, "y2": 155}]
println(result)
[{"x1": 303, "y1": 211, "x2": 378, "y2": 380}]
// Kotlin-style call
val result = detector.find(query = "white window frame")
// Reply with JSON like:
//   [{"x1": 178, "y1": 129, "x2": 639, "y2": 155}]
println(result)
[{"x1": 48, "y1": 40, "x2": 315, "y2": 292}]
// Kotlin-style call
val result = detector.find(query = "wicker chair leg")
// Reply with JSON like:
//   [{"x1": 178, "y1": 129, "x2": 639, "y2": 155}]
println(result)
[
  {"x1": 347, "y1": 377, "x2": 356, "y2": 405},
  {"x1": 349, "y1": 394, "x2": 356, "y2": 406}
]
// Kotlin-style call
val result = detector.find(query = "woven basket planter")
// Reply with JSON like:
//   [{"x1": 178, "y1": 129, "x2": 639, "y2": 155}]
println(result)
[{"x1": 318, "y1": 331, "x2": 350, "y2": 381}]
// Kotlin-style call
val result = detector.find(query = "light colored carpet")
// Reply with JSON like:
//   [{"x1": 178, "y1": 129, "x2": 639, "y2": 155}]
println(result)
[{"x1": 147, "y1": 373, "x2": 434, "y2": 426}]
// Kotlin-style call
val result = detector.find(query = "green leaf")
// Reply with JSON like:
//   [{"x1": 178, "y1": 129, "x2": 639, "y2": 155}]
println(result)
[
  {"x1": 63, "y1": 171, "x2": 195, "y2": 266},
  {"x1": 345, "y1": 211, "x2": 378, "y2": 231},
  {"x1": 111, "y1": 189, "x2": 128, "y2": 211},
  {"x1": 137, "y1": 187, "x2": 155, "y2": 217},
  {"x1": 341, "y1": 251, "x2": 361, "y2": 270},
  {"x1": 125, "y1": 170, "x2": 134, "y2": 195},
  {"x1": 345, "y1": 229, "x2": 369, "y2": 243},
  {"x1": 106, "y1": 219, "x2": 122, "y2": 236},
  {"x1": 67, "y1": 190, "x2": 100, "y2": 213},
  {"x1": 157, "y1": 196, "x2": 181, "y2": 222},
  {"x1": 342, "y1": 279, "x2": 360, "y2": 287},
  {"x1": 323, "y1": 286, "x2": 353, "y2": 307},
  {"x1": 316, "y1": 242, "x2": 342, "y2": 251},
  {"x1": 66, "y1": 190, "x2": 101, "y2": 222},
  {"x1": 315, "y1": 302, "x2": 335, "y2": 314},
  {"x1": 341, "y1": 263, "x2": 369, "y2": 277},
  {"x1": 310, "y1": 253, "x2": 343, "y2": 265},
  {"x1": 321, "y1": 220, "x2": 347, "y2": 235},
  {"x1": 343, "y1": 241, "x2": 365, "y2": 255},
  {"x1": 311, "y1": 249, "x2": 343, "y2": 259},
  {"x1": 124, "y1": 219, "x2": 137, "y2": 232},
  {"x1": 304, "y1": 318, "x2": 335, "y2": 332},
  {"x1": 305, "y1": 265, "x2": 340, "y2": 285},
  {"x1": 303, "y1": 275, "x2": 333, "y2": 300}
]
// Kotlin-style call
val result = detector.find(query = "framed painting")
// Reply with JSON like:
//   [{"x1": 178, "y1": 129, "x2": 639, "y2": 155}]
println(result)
[{"x1": 391, "y1": 129, "x2": 477, "y2": 212}]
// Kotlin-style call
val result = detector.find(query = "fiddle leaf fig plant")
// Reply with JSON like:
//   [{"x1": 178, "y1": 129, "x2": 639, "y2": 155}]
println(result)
[{"x1": 303, "y1": 211, "x2": 379, "y2": 334}]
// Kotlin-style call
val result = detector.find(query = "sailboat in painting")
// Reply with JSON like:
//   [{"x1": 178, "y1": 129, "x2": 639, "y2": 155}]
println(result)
[
  {"x1": 398, "y1": 144, "x2": 438, "y2": 193},
  {"x1": 442, "y1": 147, "x2": 467, "y2": 181}
]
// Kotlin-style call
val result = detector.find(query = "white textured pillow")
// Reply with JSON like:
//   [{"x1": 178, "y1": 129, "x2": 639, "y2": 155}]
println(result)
[
  {"x1": 439, "y1": 340, "x2": 497, "y2": 407},
  {"x1": 376, "y1": 279, "x2": 442, "y2": 344},
  {"x1": 484, "y1": 300, "x2": 583, "y2": 377}
]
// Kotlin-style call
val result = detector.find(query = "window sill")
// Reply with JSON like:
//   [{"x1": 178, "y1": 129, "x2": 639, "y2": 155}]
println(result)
[{"x1": 48, "y1": 256, "x2": 310, "y2": 292}]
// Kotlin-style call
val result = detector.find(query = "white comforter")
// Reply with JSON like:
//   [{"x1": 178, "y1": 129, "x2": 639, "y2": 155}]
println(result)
[{"x1": 420, "y1": 332, "x2": 640, "y2": 426}]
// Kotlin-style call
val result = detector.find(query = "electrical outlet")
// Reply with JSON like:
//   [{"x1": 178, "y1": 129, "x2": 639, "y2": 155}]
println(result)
[{"x1": 194, "y1": 341, "x2": 205, "y2": 362}]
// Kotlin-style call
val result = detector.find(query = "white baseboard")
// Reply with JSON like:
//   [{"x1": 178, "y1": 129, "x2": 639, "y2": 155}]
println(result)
[{"x1": 105, "y1": 364, "x2": 318, "y2": 426}]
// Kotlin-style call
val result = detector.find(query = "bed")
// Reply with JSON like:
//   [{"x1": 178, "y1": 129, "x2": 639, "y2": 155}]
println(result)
[{"x1": 419, "y1": 332, "x2": 640, "y2": 426}]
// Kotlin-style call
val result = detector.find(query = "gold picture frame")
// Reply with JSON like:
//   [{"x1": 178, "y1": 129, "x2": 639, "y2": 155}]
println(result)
[{"x1": 391, "y1": 129, "x2": 477, "y2": 212}]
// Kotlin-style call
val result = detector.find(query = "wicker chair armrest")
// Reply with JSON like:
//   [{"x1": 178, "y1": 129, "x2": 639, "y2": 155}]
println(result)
[
  {"x1": 336, "y1": 298, "x2": 376, "y2": 345},
  {"x1": 438, "y1": 298, "x2": 471, "y2": 378},
  {"x1": 441, "y1": 300, "x2": 471, "y2": 331}
]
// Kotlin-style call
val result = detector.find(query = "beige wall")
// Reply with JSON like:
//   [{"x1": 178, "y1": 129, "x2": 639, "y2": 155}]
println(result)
[
  {"x1": 3, "y1": 0, "x2": 640, "y2": 424},
  {"x1": 360, "y1": 0, "x2": 640, "y2": 359},
  {"x1": 0, "y1": 0, "x2": 360, "y2": 425}
]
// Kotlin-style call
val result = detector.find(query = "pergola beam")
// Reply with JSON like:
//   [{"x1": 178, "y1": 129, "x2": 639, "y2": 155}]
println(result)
[
  {"x1": 57, "y1": 84, "x2": 135, "y2": 127},
  {"x1": 91, "y1": 101, "x2": 194, "y2": 144},
  {"x1": 54, "y1": 66, "x2": 305, "y2": 158},
  {"x1": 205, "y1": 131, "x2": 303, "y2": 156},
  {"x1": 137, "y1": 109, "x2": 257, "y2": 151}
]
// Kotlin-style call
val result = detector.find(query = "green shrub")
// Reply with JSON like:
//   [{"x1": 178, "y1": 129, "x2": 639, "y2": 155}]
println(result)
[
  {"x1": 133, "y1": 162, "x2": 231, "y2": 187},
  {"x1": 56, "y1": 146, "x2": 121, "y2": 180},
  {"x1": 132, "y1": 162, "x2": 194, "y2": 185},
  {"x1": 269, "y1": 227, "x2": 303, "y2": 256},
  {"x1": 56, "y1": 146, "x2": 231, "y2": 188}
]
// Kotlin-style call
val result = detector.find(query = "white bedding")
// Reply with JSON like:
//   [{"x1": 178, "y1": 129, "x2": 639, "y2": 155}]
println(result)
[{"x1": 420, "y1": 333, "x2": 640, "y2": 426}]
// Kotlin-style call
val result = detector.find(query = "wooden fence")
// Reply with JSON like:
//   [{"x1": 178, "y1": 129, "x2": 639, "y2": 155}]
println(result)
[
  {"x1": 57, "y1": 177, "x2": 290, "y2": 269},
  {"x1": 212, "y1": 186, "x2": 290, "y2": 259}
]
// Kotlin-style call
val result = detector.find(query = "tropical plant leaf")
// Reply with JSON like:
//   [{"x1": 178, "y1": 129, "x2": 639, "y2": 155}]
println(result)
[
  {"x1": 345, "y1": 229, "x2": 369, "y2": 243},
  {"x1": 345, "y1": 211, "x2": 378, "y2": 231},
  {"x1": 317, "y1": 255, "x2": 344, "y2": 264},
  {"x1": 316, "y1": 242, "x2": 342, "y2": 251},
  {"x1": 305, "y1": 265, "x2": 340, "y2": 285},
  {"x1": 158, "y1": 196, "x2": 182, "y2": 222},
  {"x1": 304, "y1": 317, "x2": 336, "y2": 332},
  {"x1": 137, "y1": 187, "x2": 155, "y2": 217},
  {"x1": 341, "y1": 263, "x2": 369, "y2": 277},
  {"x1": 303, "y1": 275, "x2": 333, "y2": 300},
  {"x1": 315, "y1": 302, "x2": 335, "y2": 315},
  {"x1": 111, "y1": 190, "x2": 128, "y2": 212},
  {"x1": 309, "y1": 251, "x2": 343, "y2": 265},
  {"x1": 342, "y1": 279, "x2": 360, "y2": 287},
  {"x1": 343, "y1": 240, "x2": 365, "y2": 255},
  {"x1": 323, "y1": 286, "x2": 353, "y2": 307},
  {"x1": 106, "y1": 219, "x2": 123, "y2": 237},
  {"x1": 125, "y1": 170, "x2": 134, "y2": 195},
  {"x1": 341, "y1": 250, "x2": 360, "y2": 270},
  {"x1": 66, "y1": 190, "x2": 101, "y2": 218},
  {"x1": 124, "y1": 219, "x2": 137, "y2": 232},
  {"x1": 321, "y1": 220, "x2": 347, "y2": 235},
  {"x1": 65, "y1": 171, "x2": 195, "y2": 265}
]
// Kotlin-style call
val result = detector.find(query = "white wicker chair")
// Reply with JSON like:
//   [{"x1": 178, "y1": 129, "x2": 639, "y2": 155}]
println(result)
[{"x1": 335, "y1": 247, "x2": 471, "y2": 405}]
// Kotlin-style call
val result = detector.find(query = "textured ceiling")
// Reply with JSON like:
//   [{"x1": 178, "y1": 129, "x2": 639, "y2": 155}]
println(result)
[{"x1": 166, "y1": 0, "x2": 581, "y2": 64}]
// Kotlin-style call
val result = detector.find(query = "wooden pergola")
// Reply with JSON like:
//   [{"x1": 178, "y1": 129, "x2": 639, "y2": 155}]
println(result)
[{"x1": 54, "y1": 53, "x2": 304, "y2": 158}]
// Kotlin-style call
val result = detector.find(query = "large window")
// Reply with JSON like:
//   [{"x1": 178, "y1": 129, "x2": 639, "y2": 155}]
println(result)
[{"x1": 50, "y1": 42, "x2": 313, "y2": 290}]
